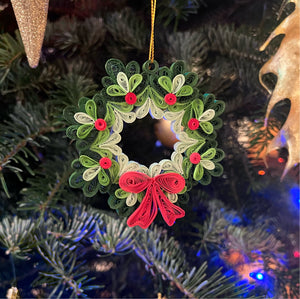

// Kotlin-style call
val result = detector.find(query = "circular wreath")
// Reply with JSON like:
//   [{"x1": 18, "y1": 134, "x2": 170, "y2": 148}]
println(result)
[{"x1": 64, "y1": 59, "x2": 225, "y2": 229}]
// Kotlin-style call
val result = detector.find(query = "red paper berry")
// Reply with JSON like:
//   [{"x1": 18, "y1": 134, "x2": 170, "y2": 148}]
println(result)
[
  {"x1": 164, "y1": 93, "x2": 177, "y2": 105},
  {"x1": 99, "y1": 157, "x2": 112, "y2": 169},
  {"x1": 125, "y1": 92, "x2": 137, "y2": 105},
  {"x1": 94, "y1": 119, "x2": 107, "y2": 131},
  {"x1": 190, "y1": 153, "x2": 201, "y2": 164},
  {"x1": 188, "y1": 118, "x2": 199, "y2": 130}
]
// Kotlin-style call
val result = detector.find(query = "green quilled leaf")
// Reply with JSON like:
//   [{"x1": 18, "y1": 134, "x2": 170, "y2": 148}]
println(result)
[
  {"x1": 200, "y1": 121, "x2": 214, "y2": 134},
  {"x1": 176, "y1": 85, "x2": 193, "y2": 97},
  {"x1": 77, "y1": 124, "x2": 93, "y2": 139},
  {"x1": 85, "y1": 100, "x2": 97, "y2": 119},
  {"x1": 202, "y1": 148, "x2": 216, "y2": 160},
  {"x1": 193, "y1": 163, "x2": 204, "y2": 181},
  {"x1": 79, "y1": 155, "x2": 98, "y2": 168},
  {"x1": 129, "y1": 74, "x2": 143, "y2": 92},
  {"x1": 107, "y1": 85, "x2": 127, "y2": 96},
  {"x1": 158, "y1": 76, "x2": 172, "y2": 93},
  {"x1": 98, "y1": 168, "x2": 110, "y2": 186}
]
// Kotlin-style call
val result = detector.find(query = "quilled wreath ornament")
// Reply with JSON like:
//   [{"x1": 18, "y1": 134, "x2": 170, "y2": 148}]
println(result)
[{"x1": 64, "y1": 58, "x2": 225, "y2": 229}]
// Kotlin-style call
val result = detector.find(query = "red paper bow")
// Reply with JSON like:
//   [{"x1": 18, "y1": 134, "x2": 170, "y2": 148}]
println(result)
[{"x1": 119, "y1": 172, "x2": 186, "y2": 229}]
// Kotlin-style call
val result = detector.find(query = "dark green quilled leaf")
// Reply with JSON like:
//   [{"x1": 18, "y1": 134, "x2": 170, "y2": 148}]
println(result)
[
  {"x1": 83, "y1": 178, "x2": 99, "y2": 197},
  {"x1": 199, "y1": 171, "x2": 212, "y2": 185},
  {"x1": 69, "y1": 171, "x2": 85, "y2": 188},
  {"x1": 108, "y1": 194, "x2": 126, "y2": 209},
  {"x1": 208, "y1": 163, "x2": 224, "y2": 177}
]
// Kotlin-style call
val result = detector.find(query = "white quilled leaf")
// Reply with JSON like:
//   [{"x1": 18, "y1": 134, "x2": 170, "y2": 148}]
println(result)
[
  {"x1": 199, "y1": 109, "x2": 215, "y2": 122},
  {"x1": 149, "y1": 163, "x2": 162, "y2": 177},
  {"x1": 117, "y1": 109, "x2": 136, "y2": 123},
  {"x1": 112, "y1": 110, "x2": 123, "y2": 133},
  {"x1": 201, "y1": 160, "x2": 215, "y2": 170},
  {"x1": 171, "y1": 151, "x2": 183, "y2": 174},
  {"x1": 136, "y1": 98, "x2": 150, "y2": 119},
  {"x1": 172, "y1": 74, "x2": 185, "y2": 94},
  {"x1": 74, "y1": 112, "x2": 95, "y2": 124},
  {"x1": 126, "y1": 193, "x2": 138, "y2": 206},
  {"x1": 167, "y1": 193, "x2": 178, "y2": 203},
  {"x1": 117, "y1": 72, "x2": 129, "y2": 93},
  {"x1": 149, "y1": 99, "x2": 164, "y2": 119},
  {"x1": 82, "y1": 166, "x2": 101, "y2": 181}
]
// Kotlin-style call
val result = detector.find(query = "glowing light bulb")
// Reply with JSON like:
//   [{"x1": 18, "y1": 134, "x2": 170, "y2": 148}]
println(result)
[{"x1": 256, "y1": 273, "x2": 264, "y2": 280}]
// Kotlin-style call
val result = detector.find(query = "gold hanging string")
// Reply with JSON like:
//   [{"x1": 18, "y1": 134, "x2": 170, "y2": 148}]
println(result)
[{"x1": 148, "y1": 0, "x2": 157, "y2": 63}]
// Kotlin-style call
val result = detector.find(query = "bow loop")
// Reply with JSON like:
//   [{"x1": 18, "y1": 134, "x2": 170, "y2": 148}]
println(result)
[
  {"x1": 154, "y1": 173, "x2": 185, "y2": 193},
  {"x1": 119, "y1": 172, "x2": 152, "y2": 193}
]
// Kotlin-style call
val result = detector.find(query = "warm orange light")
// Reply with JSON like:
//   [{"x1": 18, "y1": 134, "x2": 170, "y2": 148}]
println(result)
[{"x1": 258, "y1": 170, "x2": 266, "y2": 176}]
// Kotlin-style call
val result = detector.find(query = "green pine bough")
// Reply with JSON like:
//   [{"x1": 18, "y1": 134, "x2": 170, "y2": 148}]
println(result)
[{"x1": 64, "y1": 59, "x2": 225, "y2": 228}]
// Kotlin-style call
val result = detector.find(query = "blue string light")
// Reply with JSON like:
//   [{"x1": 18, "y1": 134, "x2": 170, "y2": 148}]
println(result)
[{"x1": 250, "y1": 272, "x2": 264, "y2": 281}]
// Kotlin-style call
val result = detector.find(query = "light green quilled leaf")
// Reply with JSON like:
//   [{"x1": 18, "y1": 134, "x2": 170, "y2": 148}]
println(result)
[
  {"x1": 193, "y1": 163, "x2": 204, "y2": 181},
  {"x1": 201, "y1": 159, "x2": 215, "y2": 170},
  {"x1": 83, "y1": 166, "x2": 101, "y2": 181},
  {"x1": 107, "y1": 85, "x2": 127, "y2": 96},
  {"x1": 129, "y1": 74, "x2": 143, "y2": 92},
  {"x1": 199, "y1": 109, "x2": 215, "y2": 122},
  {"x1": 176, "y1": 85, "x2": 193, "y2": 97},
  {"x1": 158, "y1": 76, "x2": 172, "y2": 93},
  {"x1": 115, "y1": 188, "x2": 129, "y2": 199},
  {"x1": 77, "y1": 124, "x2": 93, "y2": 139},
  {"x1": 109, "y1": 159, "x2": 120, "y2": 183},
  {"x1": 126, "y1": 192, "x2": 138, "y2": 206},
  {"x1": 183, "y1": 157, "x2": 192, "y2": 178},
  {"x1": 98, "y1": 168, "x2": 110, "y2": 186},
  {"x1": 202, "y1": 148, "x2": 216, "y2": 160},
  {"x1": 74, "y1": 112, "x2": 94, "y2": 124},
  {"x1": 200, "y1": 121, "x2": 214, "y2": 134},
  {"x1": 79, "y1": 155, "x2": 98, "y2": 168},
  {"x1": 172, "y1": 74, "x2": 185, "y2": 94},
  {"x1": 85, "y1": 100, "x2": 97, "y2": 119},
  {"x1": 117, "y1": 72, "x2": 129, "y2": 93},
  {"x1": 192, "y1": 99, "x2": 204, "y2": 119},
  {"x1": 136, "y1": 98, "x2": 150, "y2": 119}
]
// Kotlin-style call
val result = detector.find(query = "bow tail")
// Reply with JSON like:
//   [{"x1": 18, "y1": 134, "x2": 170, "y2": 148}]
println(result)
[
  {"x1": 155, "y1": 186, "x2": 185, "y2": 226},
  {"x1": 127, "y1": 185, "x2": 158, "y2": 229}
]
